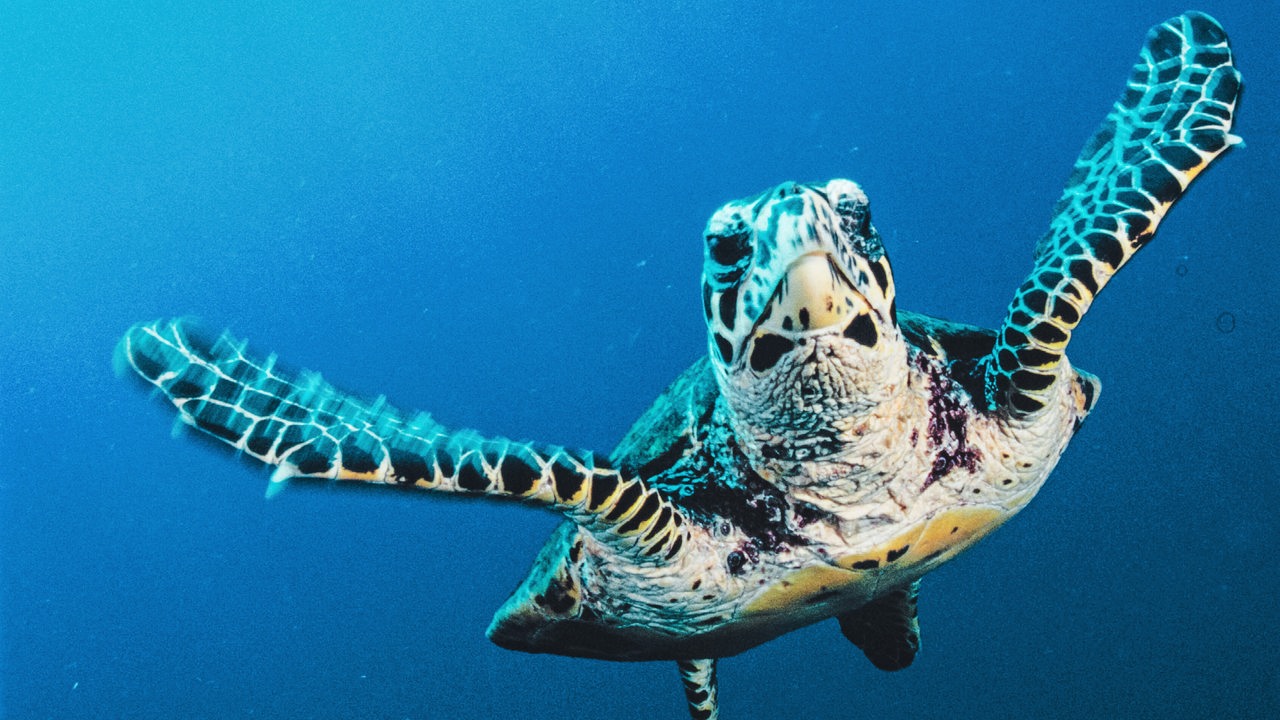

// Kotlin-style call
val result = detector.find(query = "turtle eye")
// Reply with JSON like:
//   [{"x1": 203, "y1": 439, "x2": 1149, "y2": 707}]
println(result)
[
  {"x1": 836, "y1": 198, "x2": 885, "y2": 260},
  {"x1": 836, "y1": 198, "x2": 871, "y2": 239},
  {"x1": 706, "y1": 229, "x2": 751, "y2": 269}
]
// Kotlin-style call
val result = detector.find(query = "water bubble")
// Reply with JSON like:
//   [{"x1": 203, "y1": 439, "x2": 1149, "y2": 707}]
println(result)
[
  {"x1": 1215, "y1": 311, "x2": 1236, "y2": 333},
  {"x1": 1175, "y1": 263, "x2": 1189, "y2": 277}
]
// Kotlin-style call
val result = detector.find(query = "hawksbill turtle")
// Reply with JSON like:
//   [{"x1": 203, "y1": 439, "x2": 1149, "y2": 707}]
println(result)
[{"x1": 118, "y1": 12, "x2": 1240, "y2": 719}]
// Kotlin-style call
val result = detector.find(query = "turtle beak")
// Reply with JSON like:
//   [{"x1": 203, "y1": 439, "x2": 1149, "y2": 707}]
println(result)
[
  {"x1": 739, "y1": 252, "x2": 877, "y2": 373},
  {"x1": 754, "y1": 253, "x2": 870, "y2": 338}
]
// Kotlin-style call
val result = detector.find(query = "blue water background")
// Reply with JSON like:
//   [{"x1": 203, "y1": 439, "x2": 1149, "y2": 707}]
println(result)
[{"x1": 3, "y1": 1, "x2": 1277, "y2": 718}]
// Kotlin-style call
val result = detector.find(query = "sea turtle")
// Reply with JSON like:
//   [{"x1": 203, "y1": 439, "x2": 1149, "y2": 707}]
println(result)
[{"x1": 118, "y1": 12, "x2": 1240, "y2": 719}]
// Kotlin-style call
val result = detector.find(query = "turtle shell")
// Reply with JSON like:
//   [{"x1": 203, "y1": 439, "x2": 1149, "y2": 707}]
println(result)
[
  {"x1": 488, "y1": 313, "x2": 1026, "y2": 661},
  {"x1": 609, "y1": 356, "x2": 720, "y2": 475}
]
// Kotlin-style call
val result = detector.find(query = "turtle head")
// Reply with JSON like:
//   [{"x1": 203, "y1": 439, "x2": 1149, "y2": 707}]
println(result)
[{"x1": 701, "y1": 179, "x2": 908, "y2": 462}]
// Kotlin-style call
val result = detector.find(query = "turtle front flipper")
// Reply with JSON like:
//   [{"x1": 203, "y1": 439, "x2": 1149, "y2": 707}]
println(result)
[
  {"x1": 988, "y1": 12, "x2": 1241, "y2": 416},
  {"x1": 677, "y1": 658, "x2": 720, "y2": 720},
  {"x1": 117, "y1": 318, "x2": 689, "y2": 561}
]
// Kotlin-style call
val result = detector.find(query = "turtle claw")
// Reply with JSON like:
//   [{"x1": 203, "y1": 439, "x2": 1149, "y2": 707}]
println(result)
[{"x1": 266, "y1": 467, "x2": 291, "y2": 498}]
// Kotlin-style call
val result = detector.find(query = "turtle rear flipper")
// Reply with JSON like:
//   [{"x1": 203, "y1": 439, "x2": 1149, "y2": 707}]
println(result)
[
  {"x1": 988, "y1": 12, "x2": 1241, "y2": 416},
  {"x1": 117, "y1": 318, "x2": 689, "y2": 561},
  {"x1": 837, "y1": 581, "x2": 921, "y2": 672}
]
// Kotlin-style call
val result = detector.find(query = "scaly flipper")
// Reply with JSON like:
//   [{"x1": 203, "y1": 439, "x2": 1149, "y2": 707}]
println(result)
[
  {"x1": 987, "y1": 12, "x2": 1241, "y2": 415},
  {"x1": 117, "y1": 318, "x2": 689, "y2": 561},
  {"x1": 836, "y1": 582, "x2": 921, "y2": 672},
  {"x1": 677, "y1": 659, "x2": 719, "y2": 720}
]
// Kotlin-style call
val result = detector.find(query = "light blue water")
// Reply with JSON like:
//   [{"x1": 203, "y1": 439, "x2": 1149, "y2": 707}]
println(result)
[{"x1": 2, "y1": 2, "x2": 1277, "y2": 718}]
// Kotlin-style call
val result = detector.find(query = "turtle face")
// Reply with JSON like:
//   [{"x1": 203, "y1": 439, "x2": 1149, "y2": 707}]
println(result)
[{"x1": 701, "y1": 179, "x2": 907, "y2": 460}]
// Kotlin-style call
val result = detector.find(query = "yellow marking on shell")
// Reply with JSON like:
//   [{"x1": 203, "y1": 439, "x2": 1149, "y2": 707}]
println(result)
[
  {"x1": 743, "y1": 564, "x2": 874, "y2": 617},
  {"x1": 881, "y1": 506, "x2": 1008, "y2": 586},
  {"x1": 834, "y1": 522, "x2": 926, "y2": 572},
  {"x1": 833, "y1": 506, "x2": 1008, "y2": 586}
]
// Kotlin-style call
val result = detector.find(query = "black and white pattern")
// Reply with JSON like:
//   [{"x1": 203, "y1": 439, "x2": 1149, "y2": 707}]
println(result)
[
  {"x1": 115, "y1": 13, "x2": 1242, "y2": 720},
  {"x1": 119, "y1": 318, "x2": 690, "y2": 560},
  {"x1": 987, "y1": 11, "x2": 1241, "y2": 416}
]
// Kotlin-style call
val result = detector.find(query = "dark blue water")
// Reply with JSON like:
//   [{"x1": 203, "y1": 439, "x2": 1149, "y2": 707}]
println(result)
[{"x1": 3, "y1": 1, "x2": 1277, "y2": 718}]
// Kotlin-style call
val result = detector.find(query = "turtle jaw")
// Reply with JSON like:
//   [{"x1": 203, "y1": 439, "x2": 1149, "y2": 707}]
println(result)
[{"x1": 740, "y1": 251, "x2": 880, "y2": 375}]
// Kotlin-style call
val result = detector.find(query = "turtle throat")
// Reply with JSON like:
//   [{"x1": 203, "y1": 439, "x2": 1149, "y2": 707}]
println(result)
[{"x1": 724, "y1": 254, "x2": 909, "y2": 467}]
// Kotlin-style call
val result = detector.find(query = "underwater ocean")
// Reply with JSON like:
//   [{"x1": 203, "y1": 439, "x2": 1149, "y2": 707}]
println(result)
[{"x1": 2, "y1": 1, "x2": 1278, "y2": 718}]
